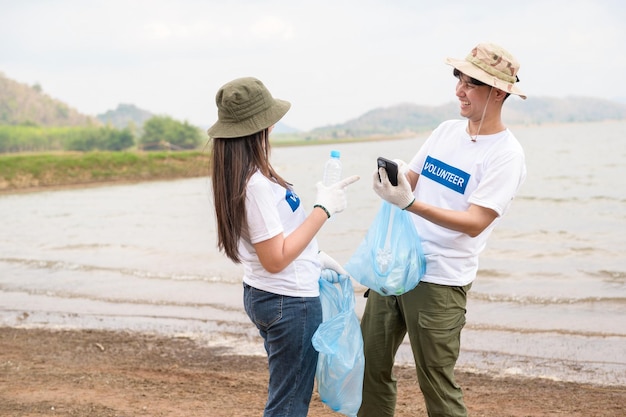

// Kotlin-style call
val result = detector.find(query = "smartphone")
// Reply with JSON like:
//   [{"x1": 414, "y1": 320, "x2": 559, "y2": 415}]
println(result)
[{"x1": 377, "y1": 157, "x2": 398, "y2": 186}]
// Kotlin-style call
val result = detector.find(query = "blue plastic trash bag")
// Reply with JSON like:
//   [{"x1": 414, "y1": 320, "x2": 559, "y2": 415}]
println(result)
[
  {"x1": 312, "y1": 276, "x2": 364, "y2": 417},
  {"x1": 344, "y1": 201, "x2": 426, "y2": 296}
]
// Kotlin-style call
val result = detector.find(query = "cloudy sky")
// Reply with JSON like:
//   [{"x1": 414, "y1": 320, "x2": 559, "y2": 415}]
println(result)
[{"x1": 2, "y1": 0, "x2": 625, "y2": 131}]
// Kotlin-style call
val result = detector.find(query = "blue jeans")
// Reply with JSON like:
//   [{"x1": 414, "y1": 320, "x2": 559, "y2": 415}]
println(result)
[{"x1": 243, "y1": 283, "x2": 323, "y2": 417}]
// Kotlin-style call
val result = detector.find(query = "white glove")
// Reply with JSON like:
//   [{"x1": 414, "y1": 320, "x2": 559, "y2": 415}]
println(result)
[
  {"x1": 373, "y1": 162, "x2": 415, "y2": 210},
  {"x1": 314, "y1": 175, "x2": 360, "y2": 218},
  {"x1": 393, "y1": 158, "x2": 410, "y2": 175},
  {"x1": 321, "y1": 269, "x2": 345, "y2": 283},
  {"x1": 319, "y1": 250, "x2": 349, "y2": 283}
]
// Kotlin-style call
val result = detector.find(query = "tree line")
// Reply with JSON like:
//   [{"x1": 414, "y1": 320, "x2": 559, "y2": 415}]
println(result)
[{"x1": 0, "y1": 116, "x2": 203, "y2": 153}]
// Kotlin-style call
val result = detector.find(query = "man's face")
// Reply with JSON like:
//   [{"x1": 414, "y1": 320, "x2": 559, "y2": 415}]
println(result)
[{"x1": 454, "y1": 72, "x2": 493, "y2": 122}]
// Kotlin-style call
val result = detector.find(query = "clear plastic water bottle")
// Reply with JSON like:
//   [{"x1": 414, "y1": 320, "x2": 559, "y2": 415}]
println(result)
[{"x1": 323, "y1": 150, "x2": 342, "y2": 186}]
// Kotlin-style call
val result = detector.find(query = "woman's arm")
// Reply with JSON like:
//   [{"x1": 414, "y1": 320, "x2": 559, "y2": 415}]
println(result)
[
  {"x1": 253, "y1": 207, "x2": 328, "y2": 273},
  {"x1": 254, "y1": 175, "x2": 360, "y2": 273}
]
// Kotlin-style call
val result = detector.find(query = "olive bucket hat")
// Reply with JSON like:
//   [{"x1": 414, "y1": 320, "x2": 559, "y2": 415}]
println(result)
[
  {"x1": 206, "y1": 77, "x2": 291, "y2": 139},
  {"x1": 445, "y1": 42, "x2": 526, "y2": 99}
]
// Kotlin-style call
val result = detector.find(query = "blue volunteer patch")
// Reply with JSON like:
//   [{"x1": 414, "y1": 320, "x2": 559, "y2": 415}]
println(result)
[
  {"x1": 285, "y1": 189, "x2": 300, "y2": 212},
  {"x1": 421, "y1": 156, "x2": 470, "y2": 194}
]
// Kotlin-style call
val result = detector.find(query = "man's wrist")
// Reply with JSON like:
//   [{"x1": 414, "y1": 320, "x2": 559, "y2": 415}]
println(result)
[{"x1": 402, "y1": 197, "x2": 416, "y2": 210}]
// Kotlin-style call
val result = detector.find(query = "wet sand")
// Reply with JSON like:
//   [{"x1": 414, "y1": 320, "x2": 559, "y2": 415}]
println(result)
[{"x1": 1, "y1": 327, "x2": 624, "y2": 417}]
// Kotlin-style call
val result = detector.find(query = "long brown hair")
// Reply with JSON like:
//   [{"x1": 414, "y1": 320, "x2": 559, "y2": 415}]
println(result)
[{"x1": 211, "y1": 129, "x2": 289, "y2": 263}]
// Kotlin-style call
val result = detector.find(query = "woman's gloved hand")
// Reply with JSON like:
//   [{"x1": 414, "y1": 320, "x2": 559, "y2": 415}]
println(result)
[
  {"x1": 314, "y1": 175, "x2": 360, "y2": 218},
  {"x1": 319, "y1": 250, "x2": 349, "y2": 283},
  {"x1": 320, "y1": 269, "x2": 345, "y2": 283},
  {"x1": 373, "y1": 161, "x2": 415, "y2": 210}
]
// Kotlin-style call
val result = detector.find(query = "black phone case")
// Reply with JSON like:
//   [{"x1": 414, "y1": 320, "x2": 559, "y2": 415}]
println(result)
[{"x1": 377, "y1": 157, "x2": 398, "y2": 186}]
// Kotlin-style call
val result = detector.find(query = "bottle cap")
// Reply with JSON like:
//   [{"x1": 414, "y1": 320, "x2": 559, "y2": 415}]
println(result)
[{"x1": 330, "y1": 150, "x2": 340, "y2": 158}]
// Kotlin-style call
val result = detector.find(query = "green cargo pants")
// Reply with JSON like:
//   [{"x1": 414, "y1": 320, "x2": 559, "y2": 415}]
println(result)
[{"x1": 358, "y1": 281, "x2": 471, "y2": 417}]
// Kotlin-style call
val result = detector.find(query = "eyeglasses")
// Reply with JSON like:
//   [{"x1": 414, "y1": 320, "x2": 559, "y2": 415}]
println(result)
[
  {"x1": 453, "y1": 68, "x2": 487, "y2": 89},
  {"x1": 456, "y1": 74, "x2": 487, "y2": 90}
]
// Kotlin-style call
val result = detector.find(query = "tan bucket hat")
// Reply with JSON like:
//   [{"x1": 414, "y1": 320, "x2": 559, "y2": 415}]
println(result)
[
  {"x1": 446, "y1": 42, "x2": 526, "y2": 99},
  {"x1": 207, "y1": 77, "x2": 291, "y2": 138}
]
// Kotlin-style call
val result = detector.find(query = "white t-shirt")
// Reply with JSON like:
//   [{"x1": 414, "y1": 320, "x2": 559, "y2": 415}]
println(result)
[
  {"x1": 239, "y1": 171, "x2": 321, "y2": 297},
  {"x1": 408, "y1": 119, "x2": 526, "y2": 286}
]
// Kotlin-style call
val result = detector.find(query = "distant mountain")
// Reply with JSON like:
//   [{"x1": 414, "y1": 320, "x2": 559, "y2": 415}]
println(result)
[
  {"x1": 97, "y1": 104, "x2": 154, "y2": 132},
  {"x1": 309, "y1": 102, "x2": 459, "y2": 138},
  {"x1": 504, "y1": 96, "x2": 626, "y2": 125},
  {"x1": 273, "y1": 122, "x2": 300, "y2": 134},
  {"x1": 308, "y1": 96, "x2": 626, "y2": 138},
  {"x1": 2, "y1": 72, "x2": 625, "y2": 137},
  {"x1": 0, "y1": 72, "x2": 98, "y2": 127}
]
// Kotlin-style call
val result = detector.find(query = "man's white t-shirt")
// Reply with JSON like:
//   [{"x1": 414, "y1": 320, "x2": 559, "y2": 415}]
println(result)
[
  {"x1": 239, "y1": 171, "x2": 321, "y2": 297},
  {"x1": 408, "y1": 119, "x2": 526, "y2": 286}
]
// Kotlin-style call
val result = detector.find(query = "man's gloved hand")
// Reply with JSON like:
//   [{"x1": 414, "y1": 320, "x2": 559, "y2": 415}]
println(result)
[
  {"x1": 314, "y1": 175, "x2": 360, "y2": 218},
  {"x1": 373, "y1": 160, "x2": 415, "y2": 210},
  {"x1": 393, "y1": 158, "x2": 410, "y2": 175},
  {"x1": 319, "y1": 250, "x2": 349, "y2": 283}
]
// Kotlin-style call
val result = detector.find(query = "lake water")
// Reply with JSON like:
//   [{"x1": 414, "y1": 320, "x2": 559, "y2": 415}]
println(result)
[{"x1": 1, "y1": 120, "x2": 625, "y2": 387}]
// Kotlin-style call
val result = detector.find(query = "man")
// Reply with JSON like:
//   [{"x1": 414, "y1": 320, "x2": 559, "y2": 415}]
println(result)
[{"x1": 359, "y1": 42, "x2": 527, "y2": 417}]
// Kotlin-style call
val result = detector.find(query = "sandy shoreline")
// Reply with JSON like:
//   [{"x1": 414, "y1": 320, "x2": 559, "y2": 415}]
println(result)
[{"x1": 1, "y1": 326, "x2": 624, "y2": 417}]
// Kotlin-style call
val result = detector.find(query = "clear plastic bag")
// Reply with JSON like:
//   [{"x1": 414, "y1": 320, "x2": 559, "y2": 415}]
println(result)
[
  {"x1": 312, "y1": 276, "x2": 364, "y2": 417},
  {"x1": 345, "y1": 201, "x2": 426, "y2": 296}
]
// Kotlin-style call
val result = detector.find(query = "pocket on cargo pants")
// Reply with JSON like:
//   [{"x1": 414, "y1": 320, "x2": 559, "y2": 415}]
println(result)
[{"x1": 417, "y1": 309, "x2": 465, "y2": 367}]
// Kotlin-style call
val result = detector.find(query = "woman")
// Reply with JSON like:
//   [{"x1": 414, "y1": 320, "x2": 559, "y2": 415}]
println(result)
[{"x1": 207, "y1": 77, "x2": 359, "y2": 416}]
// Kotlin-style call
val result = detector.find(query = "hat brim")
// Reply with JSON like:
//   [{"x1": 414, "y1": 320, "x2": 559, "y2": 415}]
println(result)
[
  {"x1": 445, "y1": 57, "x2": 527, "y2": 99},
  {"x1": 207, "y1": 99, "x2": 291, "y2": 139}
]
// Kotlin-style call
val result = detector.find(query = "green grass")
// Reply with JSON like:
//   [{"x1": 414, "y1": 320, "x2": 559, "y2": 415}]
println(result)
[
  {"x1": 0, "y1": 150, "x2": 210, "y2": 191},
  {"x1": 0, "y1": 134, "x2": 412, "y2": 192}
]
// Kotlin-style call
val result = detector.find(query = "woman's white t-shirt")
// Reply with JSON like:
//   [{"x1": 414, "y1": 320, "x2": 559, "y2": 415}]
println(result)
[
  {"x1": 408, "y1": 120, "x2": 526, "y2": 286},
  {"x1": 238, "y1": 171, "x2": 321, "y2": 297}
]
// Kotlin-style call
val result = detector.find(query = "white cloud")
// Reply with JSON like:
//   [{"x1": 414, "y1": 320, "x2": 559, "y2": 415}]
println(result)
[
  {"x1": 1, "y1": 0, "x2": 625, "y2": 131},
  {"x1": 250, "y1": 16, "x2": 294, "y2": 40}
]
